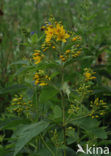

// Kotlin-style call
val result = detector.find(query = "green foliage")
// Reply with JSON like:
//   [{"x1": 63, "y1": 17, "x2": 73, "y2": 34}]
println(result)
[{"x1": 13, "y1": 121, "x2": 49, "y2": 156}]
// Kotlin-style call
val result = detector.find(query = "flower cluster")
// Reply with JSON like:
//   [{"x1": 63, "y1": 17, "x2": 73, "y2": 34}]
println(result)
[
  {"x1": 60, "y1": 47, "x2": 81, "y2": 62},
  {"x1": 41, "y1": 42, "x2": 55, "y2": 52},
  {"x1": 32, "y1": 20, "x2": 82, "y2": 88},
  {"x1": 33, "y1": 50, "x2": 44, "y2": 64},
  {"x1": 34, "y1": 70, "x2": 50, "y2": 86},
  {"x1": 77, "y1": 81, "x2": 93, "y2": 96},
  {"x1": 44, "y1": 23, "x2": 70, "y2": 43},
  {"x1": 89, "y1": 98, "x2": 107, "y2": 119},
  {"x1": 31, "y1": 19, "x2": 82, "y2": 67},
  {"x1": 7, "y1": 95, "x2": 32, "y2": 117},
  {"x1": 68, "y1": 104, "x2": 79, "y2": 115},
  {"x1": 84, "y1": 68, "x2": 96, "y2": 81},
  {"x1": 72, "y1": 36, "x2": 81, "y2": 42}
]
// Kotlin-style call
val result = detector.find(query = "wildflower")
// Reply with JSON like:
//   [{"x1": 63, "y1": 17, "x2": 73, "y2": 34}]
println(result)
[
  {"x1": 60, "y1": 55, "x2": 66, "y2": 62},
  {"x1": 40, "y1": 82, "x2": 48, "y2": 86},
  {"x1": 72, "y1": 36, "x2": 78, "y2": 41},
  {"x1": 52, "y1": 46, "x2": 55, "y2": 49},
  {"x1": 7, "y1": 95, "x2": 32, "y2": 117},
  {"x1": 33, "y1": 56, "x2": 41, "y2": 64},
  {"x1": 45, "y1": 75, "x2": 51, "y2": 80},
  {"x1": 95, "y1": 115, "x2": 99, "y2": 118},
  {"x1": 68, "y1": 104, "x2": 79, "y2": 114},
  {"x1": 34, "y1": 70, "x2": 50, "y2": 86},
  {"x1": 65, "y1": 49, "x2": 71, "y2": 54},
  {"x1": 41, "y1": 25, "x2": 46, "y2": 31},
  {"x1": 41, "y1": 43, "x2": 46, "y2": 49},
  {"x1": 34, "y1": 50, "x2": 40, "y2": 53},
  {"x1": 89, "y1": 98, "x2": 107, "y2": 119},
  {"x1": 45, "y1": 25, "x2": 54, "y2": 43},
  {"x1": 84, "y1": 68, "x2": 96, "y2": 81},
  {"x1": 100, "y1": 112, "x2": 104, "y2": 115},
  {"x1": 43, "y1": 47, "x2": 48, "y2": 52},
  {"x1": 30, "y1": 31, "x2": 37, "y2": 35},
  {"x1": 12, "y1": 98, "x2": 18, "y2": 102},
  {"x1": 72, "y1": 51, "x2": 81, "y2": 58},
  {"x1": 34, "y1": 73, "x2": 40, "y2": 85},
  {"x1": 55, "y1": 23, "x2": 70, "y2": 42},
  {"x1": 72, "y1": 36, "x2": 81, "y2": 41},
  {"x1": 33, "y1": 50, "x2": 44, "y2": 64}
]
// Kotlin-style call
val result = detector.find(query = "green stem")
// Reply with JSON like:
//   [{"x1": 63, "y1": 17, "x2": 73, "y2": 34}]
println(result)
[
  {"x1": 40, "y1": 135, "x2": 55, "y2": 156},
  {"x1": 61, "y1": 65, "x2": 66, "y2": 156}
]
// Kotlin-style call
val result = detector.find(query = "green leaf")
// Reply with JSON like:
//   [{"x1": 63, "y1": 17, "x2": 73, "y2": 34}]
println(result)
[
  {"x1": 10, "y1": 60, "x2": 29, "y2": 66},
  {"x1": 91, "y1": 127, "x2": 107, "y2": 139},
  {"x1": 30, "y1": 33, "x2": 38, "y2": 43},
  {"x1": 53, "y1": 105, "x2": 62, "y2": 119},
  {"x1": 39, "y1": 86, "x2": 58, "y2": 103},
  {"x1": 71, "y1": 117, "x2": 107, "y2": 139},
  {"x1": 30, "y1": 148, "x2": 52, "y2": 156},
  {"x1": 0, "y1": 84, "x2": 27, "y2": 94},
  {"x1": 0, "y1": 117, "x2": 27, "y2": 129},
  {"x1": 70, "y1": 117, "x2": 99, "y2": 128},
  {"x1": 14, "y1": 121, "x2": 49, "y2": 156},
  {"x1": 93, "y1": 86, "x2": 111, "y2": 95},
  {"x1": 50, "y1": 71, "x2": 59, "y2": 79},
  {"x1": 14, "y1": 66, "x2": 34, "y2": 76},
  {"x1": 0, "y1": 146, "x2": 8, "y2": 156}
]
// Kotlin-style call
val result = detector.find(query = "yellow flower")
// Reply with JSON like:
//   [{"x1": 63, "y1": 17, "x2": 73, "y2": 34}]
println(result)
[
  {"x1": 34, "y1": 73, "x2": 39, "y2": 79},
  {"x1": 40, "y1": 82, "x2": 48, "y2": 86},
  {"x1": 35, "y1": 79, "x2": 40, "y2": 85},
  {"x1": 100, "y1": 112, "x2": 104, "y2": 115},
  {"x1": 34, "y1": 50, "x2": 41, "y2": 53},
  {"x1": 72, "y1": 51, "x2": 81, "y2": 58},
  {"x1": 34, "y1": 70, "x2": 50, "y2": 86},
  {"x1": 45, "y1": 26, "x2": 54, "y2": 43},
  {"x1": 72, "y1": 36, "x2": 81, "y2": 41},
  {"x1": 45, "y1": 75, "x2": 51, "y2": 80},
  {"x1": 55, "y1": 23, "x2": 70, "y2": 42},
  {"x1": 33, "y1": 51, "x2": 44, "y2": 64},
  {"x1": 33, "y1": 56, "x2": 41, "y2": 64},
  {"x1": 39, "y1": 70, "x2": 45, "y2": 75},
  {"x1": 41, "y1": 25, "x2": 46, "y2": 31},
  {"x1": 60, "y1": 55, "x2": 66, "y2": 62},
  {"x1": 84, "y1": 72, "x2": 96, "y2": 81},
  {"x1": 65, "y1": 49, "x2": 71, "y2": 54},
  {"x1": 84, "y1": 72, "x2": 91, "y2": 79},
  {"x1": 72, "y1": 37, "x2": 78, "y2": 41},
  {"x1": 12, "y1": 98, "x2": 18, "y2": 102},
  {"x1": 43, "y1": 47, "x2": 48, "y2": 52},
  {"x1": 84, "y1": 68, "x2": 96, "y2": 81},
  {"x1": 34, "y1": 73, "x2": 40, "y2": 85},
  {"x1": 52, "y1": 46, "x2": 55, "y2": 49}
]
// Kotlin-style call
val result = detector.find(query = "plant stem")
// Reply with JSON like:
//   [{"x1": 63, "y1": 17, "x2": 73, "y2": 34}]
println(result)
[
  {"x1": 40, "y1": 135, "x2": 55, "y2": 156},
  {"x1": 61, "y1": 65, "x2": 66, "y2": 156}
]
